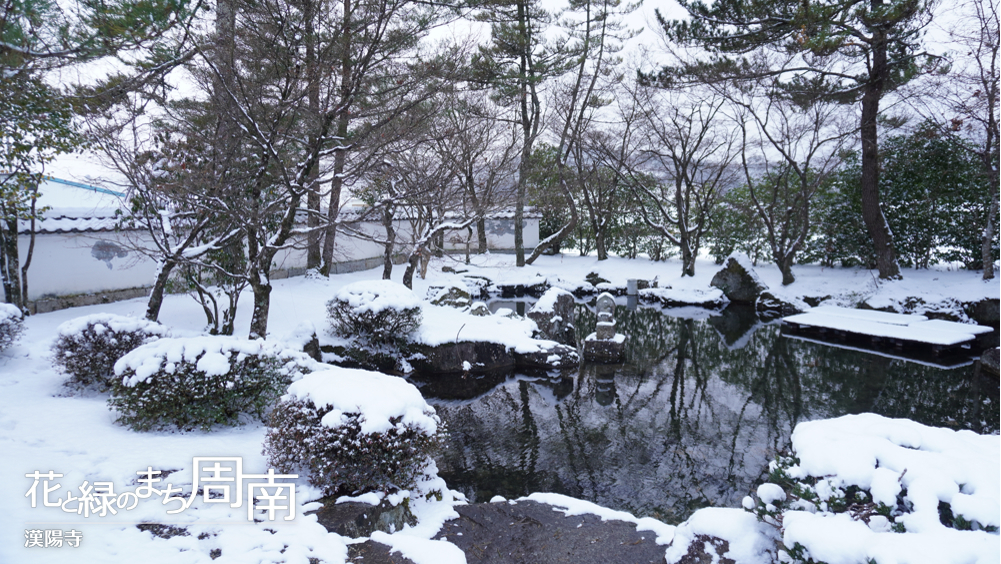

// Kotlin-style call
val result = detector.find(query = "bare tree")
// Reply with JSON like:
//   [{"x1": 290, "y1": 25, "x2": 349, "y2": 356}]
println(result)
[
  {"x1": 625, "y1": 86, "x2": 739, "y2": 276},
  {"x1": 725, "y1": 71, "x2": 852, "y2": 284}
]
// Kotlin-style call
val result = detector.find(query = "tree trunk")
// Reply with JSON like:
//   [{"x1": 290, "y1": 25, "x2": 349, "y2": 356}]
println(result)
[
  {"x1": 20, "y1": 195, "x2": 37, "y2": 306},
  {"x1": 249, "y1": 277, "x2": 271, "y2": 339},
  {"x1": 145, "y1": 259, "x2": 176, "y2": 321},
  {"x1": 0, "y1": 214, "x2": 23, "y2": 310},
  {"x1": 859, "y1": 34, "x2": 901, "y2": 280},
  {"x1": 595, "y1": 226, "x2": 607, "y2": 260},
  {"x1": 382, "y1": 205, "x2": 396, "y2": 280},
  {"x1": 515, "y1": 156, "x2": 527, "y2": 266},
  {"x1": 779, "y1": 253, "x2": 795, "y2": 286},
  {"x1": 320, "y1": 0, "x2": 352, "y2": 276},
  {"x1": 304, "y1": 0, "x2": 322, "y2": 270},
  {"x1": 476, "y1": 217, "x2": 488, "y2": 253},
  {"x1": 402, "y1": 251, "x2": 420, "y2": 289},
  {"x1": 983, "y1": 187, "x2": 998, "y2": 279}
]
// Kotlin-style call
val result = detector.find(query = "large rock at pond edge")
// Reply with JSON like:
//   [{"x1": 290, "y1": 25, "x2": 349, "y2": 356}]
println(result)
[
  {"x1": 965, "y1": 298, "x2": 1000, "y2": 331},
  {"x1": 407, "y1": 341, "x2": 514, "y2": 374},
  {"x1": 981, "y1": 348, "x2": 1000, "y2": 377},
  {"x1": 429, "y1": 283, "x2": 472, "y2": 309},
  {"x1": 514, "y1": 342, "x2": 580, "y2": 369},
  {"x1": 527, "y1": 287, "x2": 576, "y2": 346},
  {"x1": 435, "y1": 500, "x2": 666, "y2": 564},
  {"x1": 308, "y1": 497, "x2": 417, "y2": 538},
  {"x1": 710, "y1": 254, "x2": 767, "y2": 304}
]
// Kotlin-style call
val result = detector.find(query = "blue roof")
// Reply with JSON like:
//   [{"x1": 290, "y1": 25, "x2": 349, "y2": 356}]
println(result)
[{"x1": 45, "y1": 176, "x2": 125, "y2": 197}]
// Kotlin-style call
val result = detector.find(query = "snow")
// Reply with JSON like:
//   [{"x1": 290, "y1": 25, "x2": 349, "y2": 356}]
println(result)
[
  {"x1": 782, "y1": 311, "x2": 983, "y2": 346},
  {"x1": 333, "y1": 279, "x2": 422, "y2": 315},
  {"x1": 789, "y1": 414, "x2": 999, "y2": 531},
  {"x1": 57, "y1": 313, "x2": 169, "y2": 338},
  {"x1": 284, "y1": 368, "x2": 439, "y2": 435},
  {"x1": 0, "y1": 302, "x2": 22, "y2": 321},
  {"x1": 775, "y1": 414, "x2": 1000, "y2": 564},
  {"x1": 115, "y1": 336, "x2": 317, "y2": 385},
  {"x1": 1, "y1": 253, "x2": 997, "y2": 564},
  {"x1": 664, "y1": 507, "x2": 777, "y2": 564},
  {"x1": 531, "y1": 286, "x2": 573, "y2": 313}
]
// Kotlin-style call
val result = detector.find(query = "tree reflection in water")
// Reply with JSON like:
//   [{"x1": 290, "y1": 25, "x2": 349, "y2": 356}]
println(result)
[{"x1": 417, "y1": 302, "x2": 998, "y2": 525}]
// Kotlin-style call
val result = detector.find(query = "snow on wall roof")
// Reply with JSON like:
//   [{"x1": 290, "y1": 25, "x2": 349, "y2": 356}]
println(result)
[{"x1": 17, "y1": 177, "x2": 127, "y2": 234}]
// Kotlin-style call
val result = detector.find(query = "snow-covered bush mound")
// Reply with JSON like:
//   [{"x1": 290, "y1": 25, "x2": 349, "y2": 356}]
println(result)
[
  {"x1": 264, "y1": 368, "x2": 441, "y2": 496},
  {"x1": 744, "y1": 413, "x2": 999, "y2": 564},
  {"x1": 327, "y1": 280, "x2": 422, "y2": 345},
  {"x1": 52, "y1": 313, "x2": 169, "y2": 389},
  {"x1": 0, "y1": 303, "x2": 24, "y2": 351},
  {"x1": 109, "y1": 336, "x2": 318, "y2": 431}
]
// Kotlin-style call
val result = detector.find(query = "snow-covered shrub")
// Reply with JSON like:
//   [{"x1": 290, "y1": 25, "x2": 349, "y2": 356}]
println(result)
[
  {"x1": 110, "y1": 337, "x2": 317, "y2": 431},
  {"x1": 327, "y1": 280, "x2": 422, "y2": 346},
  {"x1": 0, "y1": 303, "x2": 24, "y2": 351},
  {"x1": 743, "y1": 414, "x2": 999, "y2": 564},
  {"x1": 264, "y1": 368, "x2": 441, "y2": 496},
  {"x1": 52, "y1": 314, "x2": 169, "y2": 389}
]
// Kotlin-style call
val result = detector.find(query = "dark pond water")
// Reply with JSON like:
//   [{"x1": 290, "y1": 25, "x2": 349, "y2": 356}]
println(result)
[{"x1": 410, "y1": 300, "x2": 999, "y2": 525}]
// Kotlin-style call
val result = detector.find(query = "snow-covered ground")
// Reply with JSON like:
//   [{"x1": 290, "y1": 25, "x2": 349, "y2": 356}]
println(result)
[{"x1": 1, "y1": 253, "x2": 996, "y2": 563}]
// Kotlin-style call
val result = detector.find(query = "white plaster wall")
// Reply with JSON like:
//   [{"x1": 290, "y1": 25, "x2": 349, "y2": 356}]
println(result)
[
  {"x1": 14, "y1": 232, "x2": 160, "y2": 300},
  {"x1": 8, "y1": 218, "x2": 539, "y2": 301}
]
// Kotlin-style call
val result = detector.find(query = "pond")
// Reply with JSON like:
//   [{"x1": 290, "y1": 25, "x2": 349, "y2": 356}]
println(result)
[{"x1": 409, "y1": 300, "x2": 999, "y2": 525}]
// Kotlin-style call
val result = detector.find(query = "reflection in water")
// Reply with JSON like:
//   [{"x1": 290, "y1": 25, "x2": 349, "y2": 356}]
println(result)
[{"x1": 418, "y1": 302, "x2": 999, "y2": 525}]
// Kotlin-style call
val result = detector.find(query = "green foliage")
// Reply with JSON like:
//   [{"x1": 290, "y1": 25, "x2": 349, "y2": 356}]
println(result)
[
  {"x1": 51, "y1": 314, "x2": 168, "y2": 390},
  {"x1": 707, "y1": 183, "x2": 769, "y2": 265},
  {"x1": 109, "y1": 343, "x2": 304, "y2": 431},
  {"x1": 326, "y1": 296, "x2": 422, "y2": 347},
  {"x1": 656, "y1": 0, "x2": 936, "y2": 98},
  {"x1": 264, "y1": 397, "x2": 442, "y2": 496},
  {"x1": 804, "y1": 125, "x2": 999, "y2": 269}
]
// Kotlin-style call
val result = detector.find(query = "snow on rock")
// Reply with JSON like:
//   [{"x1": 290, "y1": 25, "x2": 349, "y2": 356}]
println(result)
[
  {"x1": 415, "y1": 304, "x2": 548, "y2": 353},
  {"x1": 369, "y1": 532, "x2": 467, "y2": 564},
  {"x1": 779, "y1": 414, "x2": 1000, "y2": 564},
  {"x1": 115, "y1": 336, "x2": 318, "y2": 386},
  {"x1": 532, "y1": 286, "x2": 574, "y2": 313},
  {"x1": 334, "y1": 279, "x2": 422, "y2": 314},
  {"x1": 665, "y1": 507, "x2": 777, "y2": 564},
  {"x1": 56, "y1": 312, "x2": 170, "y2": 338},
  {"x1": 284, "y1": 367, "x2": 438, "y2": 435}
]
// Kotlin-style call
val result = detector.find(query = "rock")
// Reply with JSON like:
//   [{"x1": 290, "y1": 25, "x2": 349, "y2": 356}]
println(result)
[
  {"x1": 527, "y1": 287, "x2": 576, "y2": 346},
  {"x1": 669, "y1": 534, "x2": 736, "y2": 564},
  {"x1": 965, "y1": 298, "x2": 1000, "y2": 331},
  {"x1": 429, "y1": 283, "x2": 472, "y2": 309},
  {"x1": 755, "y1": 291, "x2": 807, "y2": 318},
  {"x1": 981, "y1": 348, "x2": 1000, "y2": 377},
  {"x1": 462, "y1": 275, "x2": 492, "y2": 299},
  {"x1": 434, "y1": 500, "x2": 666, "y2": 564},
  {"x1": 302, "y1": 332, "x2": 322, "y2": 362},
  {"x1": 514, "y1": 342, "x2": 580, "y2": 370},
  {"x1": 585, "y1": 271, "x2": 610, "y2": 286},
  {"x1": 583, "y1": 333, "x2": 625, "y2": 363},
  {"x1": 802, "y1": 295, "x2": 832, "y2": 308},
  {"x1": 710, "y1": 254, "x2": 767, "y2": 304},
  {"x1": 441, "y1": 265, "x2": 467, "y2": 274},
  {"x1": 406, "y1": 341, "x2": 514, "y2": 374},
  {"x1": 470, "y1": 302, "x2": 492, "y2": 317},
  {"x1": 308, "y1": 497, "x2": 417, "y2": 538},
  {"x1": 347, "y1": 540, "x2": 418, "y2": 564}
]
